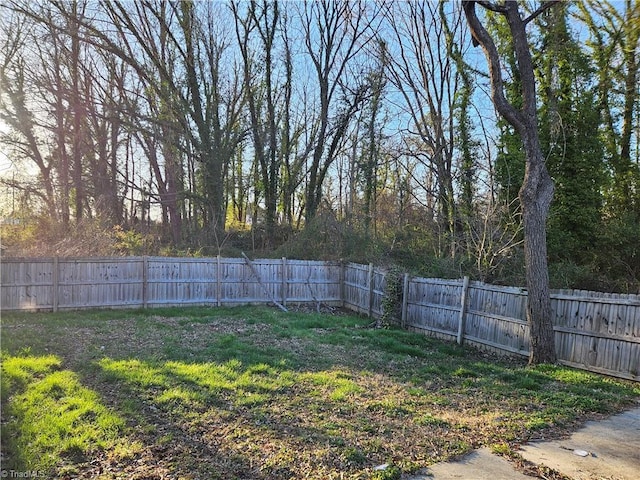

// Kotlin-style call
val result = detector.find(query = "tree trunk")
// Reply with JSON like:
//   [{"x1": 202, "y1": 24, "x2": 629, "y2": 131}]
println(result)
[
  {"x1": 70, "y1": 2, "x2": 85, "y2": 222},
  {"x1": 463, "y1": 0, "x2": 558, "y2": 364},
  {"x1": 521, "y1": 142, "x2": 556, "y2": 363}
]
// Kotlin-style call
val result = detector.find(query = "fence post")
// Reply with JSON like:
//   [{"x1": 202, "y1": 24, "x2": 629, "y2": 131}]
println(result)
[
  {"x1": 456, "y1": 276, "x2": 470, "y2": 345},
  {"x1": 401, "y1": 273, "x2": 410, "y2": 329},
  {"x1": 281, "y1": 257, "x2": 288, "y2": 307},
  {"x1": 339, "y1": 261, "x2": 346, "y2": 308},
  {"x1": 52, "y1": 256, "x2": 59, "y2": 312},
  {"x1": 216, "y1": 255, "x2": 222, "y2": 307},
  {"x1": 142, "y1": 256, "x2": 148, "y2": 309},
  {"x1": 367, "y1": 263, "x2": 374, "y2": 318}
]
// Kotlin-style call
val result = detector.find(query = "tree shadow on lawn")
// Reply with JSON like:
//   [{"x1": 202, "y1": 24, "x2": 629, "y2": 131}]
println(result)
[
  {"x1": 2, "y1": 308, "x2": 638, "y2": 479},
  {"x1": 91, "y1": 318, "x2": 639, "y2": 478},
  {"x1": 1, "y1": 354, "x2": 289, "y2": 480},
  {"x1": 92, "y1": 350, "x2": 476, "y2": 479}
]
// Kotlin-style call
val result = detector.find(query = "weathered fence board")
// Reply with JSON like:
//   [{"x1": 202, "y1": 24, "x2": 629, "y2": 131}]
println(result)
[
  {"x1": 549, "y1": 290, "x2": 640, "y2": 380},
  {"x1": 342, "y1": 263, "x2": 386, "y2": 318},
  {"x1": 146, "y1": 256, "x2": 217, "y2": 306},
  {"x1": 364, "y1": 270, "x2": 638, "y2": 381},
  {"x1": 1, "y1": 258, "x2": 638, "y2": 381},
  {"x1": 404, "y1": 278, "x2": 462, "y2": 338},
  {"x1": 464, "y1": 283, "x2": 530, "y2": 356},
  {"x1": 1, "y1": 258, "x2": 56, "y2": 310},
  {"x1": 1, "y1": 257, "x2": 343, "y2": 310},
  {"x1": 342, "y1": 263, "x2": 369, "y2": 315},
  {"x1": 286, "y1": 260, "x2": 342, "y2": 305},
  {"x1": 57, "y1": 258, "x2": 144, "y2": 309}
]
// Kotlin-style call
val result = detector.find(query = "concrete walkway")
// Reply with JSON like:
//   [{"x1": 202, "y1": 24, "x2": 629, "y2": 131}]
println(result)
[{"x1": 407, "y1": 406, "x2": 640, "y2": 480}]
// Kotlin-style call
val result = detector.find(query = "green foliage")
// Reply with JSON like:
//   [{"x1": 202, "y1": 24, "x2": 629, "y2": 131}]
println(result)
[
  {"x1": 380, "y1": 266, "x2": 405, "y2": 327},
  {"x1": 490, "y1": 442, "x2": 512, "y2": 456},
  {"x1": 112, "y1": 225, "x2": 149, "y2": 255},
  {"x1": 487, "y1": 3, "x2": 640, "y2": 292},
  {"x1": 371, "y1": 464, "x2": 402, "y2": 480},
  {"x1": 595, "y1": 213, "x2": 640, "y2": 291},
  {"x1": 276, "y1": 211, "x2": 383, "y2": 262},
  {"x1": 0, "y1": 222, "x2": 43, "y2": 254},
  {"x1": 548, "y1": 261, "x2": 601, "y2": 290},
  {"x1": 536, "y1": 5, "x2": 605, "y2": 265}
]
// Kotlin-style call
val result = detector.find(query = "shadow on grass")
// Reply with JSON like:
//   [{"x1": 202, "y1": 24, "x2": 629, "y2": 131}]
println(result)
[
  {"x1": 94, "y1": 352, "x2": 475, "y2": 479},
  {"x1": 1, "y1": 353, "x2": 282, "y2": 479},
  {"x1": 2, "y1": 306, "x2": 638, "y2": 479}
]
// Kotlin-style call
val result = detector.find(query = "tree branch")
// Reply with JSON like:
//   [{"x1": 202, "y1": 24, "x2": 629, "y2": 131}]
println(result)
[
  {"x1": 523, "y1": 1, "x2": 561, "y2": 25},
  {"x1": 462, "y1": 1, "x2": 526, "y2": 132},
  {"x1": 476, "y1": 1, "x2": 507, "y2": 13}
]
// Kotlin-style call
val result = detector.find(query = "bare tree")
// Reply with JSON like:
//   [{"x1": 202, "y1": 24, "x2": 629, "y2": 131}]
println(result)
[
  {"x1": 300, "y1": 0, "x2": 380, "y2": 222},
  {"x1": 382, "y1": 1, "x2": 465, "y2": 258},
  {"x1": 2, "y1": 0, "x2": 140, "y2": 228},
  {"x1": 0, "y1": 25, "x2": 58, "y2": 220},
  {"x1": 463, "y1": 0, "x2": 558, "y2": 364},
  {"x1": 83, "y1": 0, "x2": 244, "y2": 243},
  {"x1": 232, "y1": 0, "x2": 299, "y2": 246},
  {"x1": 0, "y1": 3, "x2": 80, "y2": 222}
]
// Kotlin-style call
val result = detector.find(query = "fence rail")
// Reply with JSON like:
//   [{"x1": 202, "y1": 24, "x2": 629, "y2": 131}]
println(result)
[{"x1": 2, "y1": 257, "x2": 639, "y2": 381}]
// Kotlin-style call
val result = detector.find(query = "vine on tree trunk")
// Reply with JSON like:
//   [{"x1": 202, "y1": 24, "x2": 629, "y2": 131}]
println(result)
[{"x1": 380, "y1": 265, "x2": 405, "y2": 328}]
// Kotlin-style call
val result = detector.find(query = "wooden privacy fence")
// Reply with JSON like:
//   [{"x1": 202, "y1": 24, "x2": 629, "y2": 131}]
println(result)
[
  {"x1": 342, "y1": 262, "x2": 387, "y2": 318},
  {"x1": 342, "y1": 263, "x2": 640, "y2": 382},
  {"x1": 2, "y1": 258, "x2": 639, "y2": 381},
  {"x1": 0, "y1": 257, "x2": 343, "y2": 311}
]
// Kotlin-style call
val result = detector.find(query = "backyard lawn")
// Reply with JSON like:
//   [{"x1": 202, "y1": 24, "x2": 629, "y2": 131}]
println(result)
[{"x1": 1, "y1": 306, "x2": 638, "y2": 479}]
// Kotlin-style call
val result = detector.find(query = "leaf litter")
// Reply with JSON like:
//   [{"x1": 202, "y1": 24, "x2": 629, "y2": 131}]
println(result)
[{"x1": 2, "y1": 308, "x2": 637, "y2": 479}]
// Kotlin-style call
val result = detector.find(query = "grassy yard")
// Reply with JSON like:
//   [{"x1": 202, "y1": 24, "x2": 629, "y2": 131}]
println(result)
[{"x1": 1, "y1": 306, "x2": 638, "y2": 480}]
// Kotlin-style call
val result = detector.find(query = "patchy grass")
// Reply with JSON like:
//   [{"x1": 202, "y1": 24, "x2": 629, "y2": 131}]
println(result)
[
  {"x1": 1, "y1": 306, "x2": 638, "y2": 479},
  {"x1": 0, "y1": 353, "x2": 130, "y2": 476}
]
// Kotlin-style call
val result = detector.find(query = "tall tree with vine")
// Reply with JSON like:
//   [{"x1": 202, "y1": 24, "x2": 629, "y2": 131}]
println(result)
[
  {"x1": 463, "y1": 0, "x2": 559, "y2": 364},
  {"x1": 535, "y1": 3, "x2": 605, "y2": 267}
]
